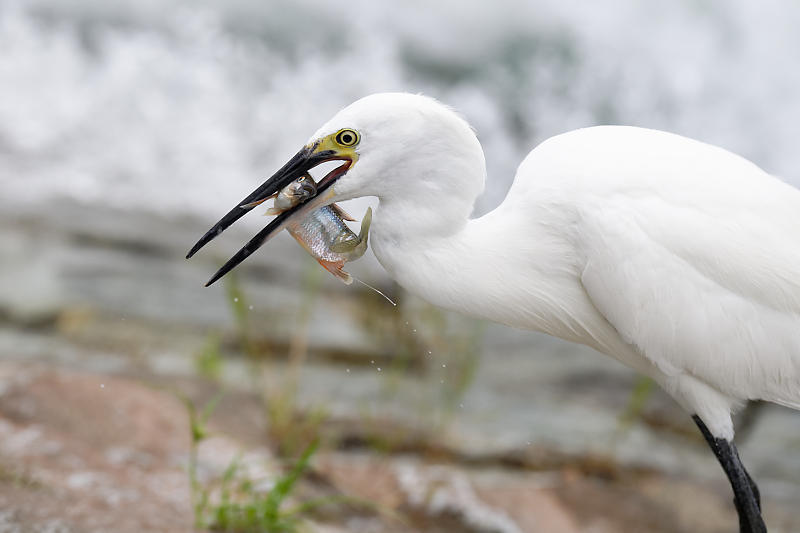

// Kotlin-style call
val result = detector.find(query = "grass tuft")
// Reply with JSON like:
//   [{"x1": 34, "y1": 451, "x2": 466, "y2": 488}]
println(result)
[
  {"x1": 206, "y1": 440, "x2": 321, "y2": 533},
  {"x1": 184, "y1": 392, "x2": 328, "y2": 533},
  {"x1": 184, "y1": 392, "x2": 224, "y2": 528}
]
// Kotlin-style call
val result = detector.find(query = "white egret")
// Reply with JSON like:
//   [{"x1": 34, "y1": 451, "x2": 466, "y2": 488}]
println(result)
[{"x1": 188, "y1": 93, "x2": 800, "y2": 532}]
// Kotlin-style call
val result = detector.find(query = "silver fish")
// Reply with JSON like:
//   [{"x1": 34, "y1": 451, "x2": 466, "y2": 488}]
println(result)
[
  {"x1": 287, "y1": 205, "x2": 371, "y2": 284},
  {"x1": 269, "y1": 175, "x2": 371, "y2": 284},
  {"x1": 265, "y1": 174, "x2": 317, "y2": 215}
]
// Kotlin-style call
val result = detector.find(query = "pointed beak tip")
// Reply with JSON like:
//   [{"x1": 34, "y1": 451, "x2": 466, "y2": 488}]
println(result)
[
  {"x1": 204, "y1": 272, "x2": 222, "y2": 287},
  {"x1": 187, "y1": 143, "x2": 349, "y2": 286},
  {"x1": 184, "y1": 145, "x2": 321, "y2": 262}
]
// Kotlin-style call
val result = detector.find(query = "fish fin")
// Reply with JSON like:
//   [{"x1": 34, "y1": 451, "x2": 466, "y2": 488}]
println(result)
[
  {"x1": 358, "y1": 207, "x2": 373, "y2": 241},
  {"x1": 265, "y1": 207, "x2": 282, "y2": 216},
  {"x1": 329, "y1": 207, "x2": 372, "y2": 255},
  {"x1": 316, "y1": 258, "x2": 352, "y2": 284},
  {"x1": 331, "y1": 203, "x2": 356, "y2": 221},
  {"x1": 240, "y1": 194, "x2": 275, "y2": 209}
]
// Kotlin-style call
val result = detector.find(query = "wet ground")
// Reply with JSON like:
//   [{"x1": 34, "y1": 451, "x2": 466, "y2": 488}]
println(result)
[{"x1": 1, "y1": 199, "x2": 799, "y2": 532}]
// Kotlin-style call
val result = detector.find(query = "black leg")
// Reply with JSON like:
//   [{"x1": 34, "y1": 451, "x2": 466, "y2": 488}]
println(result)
[
  {"x1": 742, "y1": 457, "x2": 761, "y2": 511},
  {"x1": 693, "y1": 415, "x2": 767, "y2": 533}
]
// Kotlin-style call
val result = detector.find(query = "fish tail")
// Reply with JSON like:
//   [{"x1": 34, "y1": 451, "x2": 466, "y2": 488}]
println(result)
[
  {"x1": 329, "y1": 207, "x2": 371, "y2": 256},
  {"x1": 317, "y1": 258, "x2": 352, "y2": 285},
  {"x1": 358, "y1": 207, "x2": 372, "y2": 242},
  {"x1": 350, "y1": 207, "x2": 372, "y2": 257}
]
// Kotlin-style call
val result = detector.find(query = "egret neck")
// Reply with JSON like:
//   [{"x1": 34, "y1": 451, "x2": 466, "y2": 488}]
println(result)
[{"x1": 368, "y1": 162, "x2": 614, "y2": 358}]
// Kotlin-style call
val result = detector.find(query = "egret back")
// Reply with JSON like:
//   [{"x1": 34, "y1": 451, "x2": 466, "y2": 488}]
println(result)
[{"x1": 517, "y1": 127, "x2": 800, "y2": 415}]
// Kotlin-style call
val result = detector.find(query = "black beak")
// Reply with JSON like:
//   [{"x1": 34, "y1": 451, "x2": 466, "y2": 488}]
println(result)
[{"x1": 186, "y1": 143, "x2": 352, "y2": 286}]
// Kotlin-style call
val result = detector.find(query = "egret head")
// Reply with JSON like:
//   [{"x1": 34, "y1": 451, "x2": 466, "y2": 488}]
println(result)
[
  {"x1": 308, "y1": 93, "x2": 485, "y2": 203},
  {"x1": 187, "y1": 93, "x2": 486, "y2": 284}
]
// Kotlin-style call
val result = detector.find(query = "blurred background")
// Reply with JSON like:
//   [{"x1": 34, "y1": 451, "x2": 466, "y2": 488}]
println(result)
[{"x1": 1, "y1": 1, "x2": 799, "y2": 532}]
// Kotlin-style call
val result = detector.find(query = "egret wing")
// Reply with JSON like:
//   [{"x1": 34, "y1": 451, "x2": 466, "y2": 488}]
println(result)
[{"x1": 579, "y1": 193, "x2": 800, "y2": 409}]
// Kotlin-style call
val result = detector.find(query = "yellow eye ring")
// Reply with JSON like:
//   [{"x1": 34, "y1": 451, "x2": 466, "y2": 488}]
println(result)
[{"x1": 334, "y1": 128, "x2": 359, "y2": 147}]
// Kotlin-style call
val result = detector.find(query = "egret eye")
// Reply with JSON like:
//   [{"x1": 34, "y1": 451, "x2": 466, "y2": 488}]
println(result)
[{"x1": 335, "y1": 128, "x2": 359, "y2": 147}]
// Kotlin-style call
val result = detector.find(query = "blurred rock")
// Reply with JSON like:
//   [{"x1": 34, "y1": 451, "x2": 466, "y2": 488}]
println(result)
[{"x1": 1, "y1": 200, "x2": 799, "y2": 532}]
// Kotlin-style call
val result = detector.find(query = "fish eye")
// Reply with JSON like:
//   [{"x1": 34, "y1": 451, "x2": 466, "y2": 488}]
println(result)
[{"x1": 335, "y1": 128, "x2": 359, "y2": 147}]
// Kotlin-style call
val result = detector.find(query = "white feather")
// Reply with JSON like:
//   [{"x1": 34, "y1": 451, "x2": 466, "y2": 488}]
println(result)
[{"x1": 319, "y1": 94, "x2": 800, "y2": 441}]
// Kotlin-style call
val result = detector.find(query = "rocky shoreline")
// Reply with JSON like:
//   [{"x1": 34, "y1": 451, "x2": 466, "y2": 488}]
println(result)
[{"x1": 0, "y1": 199, "x2": 798, "y2": 532}]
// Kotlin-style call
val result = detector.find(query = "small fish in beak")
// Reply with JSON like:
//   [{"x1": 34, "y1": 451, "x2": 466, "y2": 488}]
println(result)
[
  {"x1": 288, "y1": 205, "x2": 372, "y2": 284},
  {"x1": 268, "y1": 175, "x2": 372, "y2": 284},
  {"x1": 188, "y1": 132, "x2": 360, "y2": 287},
  {"x1": 265, "y1": 174, "x2": 318, "y2": 216}
]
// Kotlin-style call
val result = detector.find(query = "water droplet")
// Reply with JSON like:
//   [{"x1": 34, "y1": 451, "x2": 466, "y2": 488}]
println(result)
[
  {"x1": 412, "y1": 329, "x2": 417, "y2": 333},
  {"x1": 100, "y1": 384, "x2": 105, "y2": 389},
  {"x1": 233, "y1": 297, "x2": 239, "y2": 302},
  {"x1": 248, "y1": 305, "x2": 253, "y2": 310},
  {"x1": 440, "y1": 379, "x2": 444, "y2": 384},
  {"x1": 427, "y1": 351, "x2": 432, "y2": 355},
  {"x1": 459, "y1": 403, "x2": 464, "y2": 408},
  {"x1": 346, "y1": 368, "x2": 350, "y2": 373},
  {"x1": 442, "y1": 364, "x2": 446, "y2": 368},
  {"x1": 370, "y1": 360, "x2": 374, "y2": 364},
  {"x1": 526, "y1": 441, "x2": 531, "y2": 446},
  {"x1": 377, "y1": 367, "x2": 381, "y2": 372}
]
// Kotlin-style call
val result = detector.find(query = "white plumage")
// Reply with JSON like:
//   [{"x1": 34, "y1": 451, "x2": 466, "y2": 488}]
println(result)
[
  {"x1": 313, "y1": 93, "x2": 800, "y2": 441},
  {"x1": 192, "y1": 92, "x2": 797, "y2": 530}
]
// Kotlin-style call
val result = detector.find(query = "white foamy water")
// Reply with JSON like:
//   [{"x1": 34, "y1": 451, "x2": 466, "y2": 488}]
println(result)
[{"x1": 2, "y1": 0, "x2": 799, "y2": 221}]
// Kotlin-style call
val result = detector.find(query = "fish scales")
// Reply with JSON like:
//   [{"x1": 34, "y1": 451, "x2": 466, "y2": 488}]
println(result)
[
  {"x1": 288, "y1": 207, "x2": 354, "y2": 263},
  {"x1": 268, "y1": 174, "x2": 371, "y2": 283}
]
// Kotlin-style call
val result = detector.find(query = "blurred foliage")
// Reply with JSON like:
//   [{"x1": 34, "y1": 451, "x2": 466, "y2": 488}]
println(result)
[
  {"x1": 264, "y1": 395, "x2": 327, "y2": 460},
  {"x1": 184, "y1": 391, "x2": 224, "y2": 529},
  {"x1": 220, "y1": 268, "x2": 330, "y2": 457},
  {"x1": 351, "y1": 290, "x2": 485, "y2": 452},
  {"x1": 186, "y1": 401, "x2": 328, "y2": 533},
  {"x1": 195, "y1": 333, "x2": 224, "y2": 381},
  {"x1": 206, "y1": 440, "x2": 320, "y2": 533},
  {"x1": 262, "y1": 259, "x2": 328, "y2": 458},
  {"x1": 355, "y1": 282, "x2": 427, "y2": 374},
  {"x1": 616, "y1": 375, "x2": 655, "y2": 433},
  {"x1": 415, "y1": 302, "x2": 484, "y2": 426},
  {"x1": 225, "y1": 271, "x2": 258, "y2": 361}
]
